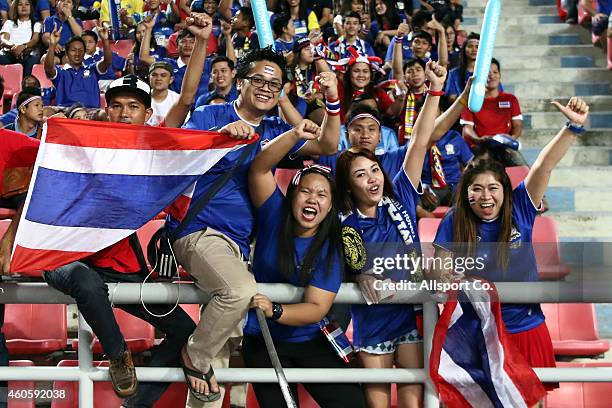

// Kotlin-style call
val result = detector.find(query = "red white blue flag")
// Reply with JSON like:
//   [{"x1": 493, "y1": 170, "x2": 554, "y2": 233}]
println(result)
[
  {"x1": 430, "y1": 280, "x2": 546, "y2": 407},
  {"x1": 10, "y1": 118, "x2": 258, "y2": 274}
]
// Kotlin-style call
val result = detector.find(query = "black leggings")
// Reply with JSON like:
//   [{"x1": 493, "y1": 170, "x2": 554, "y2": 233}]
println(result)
[{"x1": 243, "y1": 334, "x2": 366, "y2": 408}]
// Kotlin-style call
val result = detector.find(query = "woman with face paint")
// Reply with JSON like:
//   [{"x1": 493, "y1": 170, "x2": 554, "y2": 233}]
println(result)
[
  {"x1": 432, "y1": 97, "x2": 590, "y2": 397},
  {"x1": 334, "y1": 61, "x2": 447, "y2": 408},
  {"x1": 245, "y1": 117, "x2": 366, "y2": 408}
]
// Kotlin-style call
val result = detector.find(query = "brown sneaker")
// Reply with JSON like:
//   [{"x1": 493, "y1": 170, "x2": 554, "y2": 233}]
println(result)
[{"x1": 109, "y1": 345, "x2": 138, "y2": 398}]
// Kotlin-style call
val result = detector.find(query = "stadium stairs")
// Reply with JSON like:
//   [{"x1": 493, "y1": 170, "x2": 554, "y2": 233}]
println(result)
[{"x1": 463, "y1": 0, "x2": 612, "y2": 340}]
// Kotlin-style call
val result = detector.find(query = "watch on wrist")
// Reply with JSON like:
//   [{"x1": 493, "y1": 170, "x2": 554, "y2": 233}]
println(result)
[
  {"x1": 565, "y1": 121, "x2": 585, "y2": 135},
  {"x1": 271, "y1": 302, "x2": 283, "y2": 321}
]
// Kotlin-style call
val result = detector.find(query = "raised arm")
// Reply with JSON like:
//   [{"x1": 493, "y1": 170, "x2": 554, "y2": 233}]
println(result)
[
  {"x1": 165, "y1": 13, "x2": 212, "y2": 128},
  {"x1": 44, "y1": 25, "x2": 62, "y2": 78},
  {"x1": 278, "y1": 83, "x2": 304, "y2": 126},
  {"x1": 61, "y1": 2, "x2": 82, "y2": 37},
  {"x1": 220, "y1": 20, "x2": 236, "y2": 64},
  {"x1": 391, "y1": 22, "x2": 410, "y2": 80},
  {"x1": 431, "y1": 76, "x2": 472, "y2": 141},
  {"x1": 138, "y1": 15, "x2": 157, "y2": 66},
  {"x1": 218, "y1": 0, "x2": 233, "y2": 22},
  {"x1": 96, "y1": 26, "x2": 112, "y2": 74},
  {"x1": 403, "y1": 61, "x2": 447, "y2": 187},
  {"x1": 295, "y1": 71, "x2": 341, "y2": 156},
  {"x1": 249, "y1": 120, "x2": 320, "y2": 208},
  {"x1": 525, "y1": 97, "x2": 589, "y2": 206},
  {"x1": 429, "y1": 16, "x2": 448, "y2": 67},
  {"x1": 0, "y1": 204, "x2": 22, "y2": 275}
]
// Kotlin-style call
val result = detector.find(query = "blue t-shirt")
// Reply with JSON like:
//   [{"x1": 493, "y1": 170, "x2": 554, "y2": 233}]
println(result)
[
  {"x1": 350, "y1": 169, "x2": 422, "y2": 347},
  {"x1": 194, "y1": 86, "x2": 238, "y2": 108},
  {"x1": 433, "y1": 182, "x2": 545, "y2": 333},
  {"x1": 445, "y1": 67, "x2": 503, "y2": 96},
  {"x1": 338, "y1": 125, "x2": 399, "y2": 154},
  {"x1": 85, "y1": 49, "x2": 126, "y2": 80},
  {"x1": 274, "y1": 39, "x2": 294, "y2": 54},
  {"x1": 166, "y1": 102, "x2": 303, "y2": 258},
  {"x1": 243, "y1": 189, "x2": 342, "y2": 342},
  {"x1": 162, "y1": 57, "x2": 212, "y2": 96},
  {"x1": 52, "y1": 63, "x2": 103, "y2": 107},
  {"x1": 0, "y1": 108, "x2": 17, "y2": 126},
  {"x1": 318, "y1": 144, "x2": 407, "y2": 176},
  {"x1": 384, "y1": 35, "x2": 438, "y2": 62},
  {"x1": 420, "y1": 130, "x2": 472, "y2": 187},
  {"x1": 43, "y1": 15, "x2": 83, "y2": 46}
]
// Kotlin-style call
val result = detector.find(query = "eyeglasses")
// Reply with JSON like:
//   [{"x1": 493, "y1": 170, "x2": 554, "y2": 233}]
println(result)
[{"x1": 244, "y1": 76, "x2": 283, "y2": 93}]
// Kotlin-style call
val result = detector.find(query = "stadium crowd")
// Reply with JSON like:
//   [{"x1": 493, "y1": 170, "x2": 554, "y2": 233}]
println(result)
[{"x1": 0, "y1": 0, "x2": 598, "y2": 407}]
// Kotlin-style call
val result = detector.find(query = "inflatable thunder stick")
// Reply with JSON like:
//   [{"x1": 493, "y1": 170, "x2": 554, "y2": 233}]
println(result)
[
  {"x1": 468, "y1": 0, "x2": 502, "y2": 113},
  {"x1": 251, "y1": 0, "x2": 275, "y2": 49}
]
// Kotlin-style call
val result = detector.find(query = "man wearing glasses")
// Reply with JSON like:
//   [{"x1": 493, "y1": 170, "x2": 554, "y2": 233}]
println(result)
[{"x1": 164, "y1": 36, "x2": 341, "y2": 404}]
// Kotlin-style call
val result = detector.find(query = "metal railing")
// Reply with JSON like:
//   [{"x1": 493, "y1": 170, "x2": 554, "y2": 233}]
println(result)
[{"x1": 1, "y1": 281, "x2": 612, "y2": 407}]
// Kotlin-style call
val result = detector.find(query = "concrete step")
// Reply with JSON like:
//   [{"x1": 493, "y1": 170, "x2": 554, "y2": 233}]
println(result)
[
  {"x1": 499, "y1": 55, "x2": 604, "y2": 69},
  {"x1": 471, "y1": 14, "x2": 563, "y2": 25},
  {"x1": 522, "y1": 146, "x2": 612, "y2": 166},
  {"x1": 493, "y1": 45, "x2": 605, "y2": 58},
  {"x1": 466, "y1": 0, "x2": 554, "y2": 7},
  {"x1": 524, "y1": 111, "x2": 612, "y2": 129},
  {"x1": 464, "y1": 5, "x2": 558, "y2": 14},
  {"x1": 549, "y1": 167, "x2": 612, "y2": 188},
  {"x1": 522, "y1": 129, "x2": 612, "y2": 147},
  {"x1": 506, "y1": 82, "x2": 612, "y2": 97},
  {"x1": 520, "y1": 96, "x2": 612, "y2": 112},
  {"x1": 544, "y1": 187, "x2": 612, "y2": 212},
  {"x1": 549, "y1": 212, "x2": 612, "y2": 238},
  {"x1": 462, "y1": 23, "x2": 584, "y2": 35},
  {"x1": 493, "y1": 33, "x2": 591, "y2": 46},
  {"x1": 502, "y1": 68, "x2": 612, "y2": 83}
]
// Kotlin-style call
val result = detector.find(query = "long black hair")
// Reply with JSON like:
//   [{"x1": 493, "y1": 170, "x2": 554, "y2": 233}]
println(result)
[
  {"x1": 278, "y1": 167, "x2": 344, "y2": 284},
  {"x1": 458, "y1": 32, "x2": 480, "y2": 92}
]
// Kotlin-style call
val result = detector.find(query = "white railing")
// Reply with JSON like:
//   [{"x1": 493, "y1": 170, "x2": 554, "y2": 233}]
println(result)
[{"x1": 1, "y1": 281, "x2": 612, "y2": 407}]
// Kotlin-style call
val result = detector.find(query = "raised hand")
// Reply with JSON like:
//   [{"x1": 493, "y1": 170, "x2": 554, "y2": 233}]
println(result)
[
  {"x1": 143, "y1": 14, "x2": 157, "y2": 31},
  {"x1": 220, "y1": 120, "x2": 255, "y2": 140},
  {"x1": 551, "y1": 97, "x2": 589, "y2": 126},
  {"x1": 293, "y1": 119, "x2": 321, "y2": 140},
  {"x1": 220, "y1": 20, "x2": 232, "y2": 37},
  {"x1": 186, "y1": 12, "x2": 212, "y2": 40},
  {"x1": 425, "y1": 60, "x2": 447, "y2": 91},
  {"x1": 49, "y1": 24, "x2": 63, "y2": 48},
  {"x1": 97, "y1": 25, "x2": 110, "y2": 41},
  {"x1": 397, "y1": 22, "x2": 410, "y2": 37},
  {"x1": 427, "y1": 15, "x2": 444, "y2": 33},
  {"x1": 315, "y1": 71, "x2": 338, "y2": 100}
]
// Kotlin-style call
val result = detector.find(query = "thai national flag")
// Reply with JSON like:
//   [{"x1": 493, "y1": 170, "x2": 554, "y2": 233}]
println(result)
[
  {"x1": 10, "y1": 118, "x2": 258, "y2": 274},
  {"x1": 430, "y1": 280, "x2": 546, "y2": 408}
]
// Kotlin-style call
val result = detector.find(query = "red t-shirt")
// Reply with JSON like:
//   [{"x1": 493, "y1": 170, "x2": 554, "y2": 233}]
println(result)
[
  {"x1": 84, "y1": 237, "x2": 142, "y2": 274},
  {"x1": 460, "y1": 92, "x2": 523, "y2": 140},
  {"x1": 338, "y1": 82, "x2": 395, "y2": 122}
]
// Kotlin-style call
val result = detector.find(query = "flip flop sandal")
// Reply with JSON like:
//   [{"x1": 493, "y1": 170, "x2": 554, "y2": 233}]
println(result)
[{"x1": 181, "y1": 355, "x2": 221, "y2": 402}]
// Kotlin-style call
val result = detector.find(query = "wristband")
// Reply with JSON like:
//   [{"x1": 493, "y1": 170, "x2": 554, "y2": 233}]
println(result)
[
  {"x1": 565, "y1": 121, "x2": 586, "y2": 135},
  {"x1": 428, "y1": 90, "x2": 445, "y2": 96},
  {"x1": 325, "y1": 98, "x2": 341, "y2": 115},
  {"x1": 395, "y1": 35, "x2": 404, "y2": 42},
  {"x1": 271, "y1": 302, "x2": 283, "y2": 321}
]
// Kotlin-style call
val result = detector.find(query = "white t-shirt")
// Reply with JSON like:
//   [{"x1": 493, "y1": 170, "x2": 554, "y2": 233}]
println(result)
[
  {"x1": 147, "y1": 90, "x2": 180, "y2": 126},
  {"x1": 1, "y1": 20, "x2": 41, "y2": 46}
]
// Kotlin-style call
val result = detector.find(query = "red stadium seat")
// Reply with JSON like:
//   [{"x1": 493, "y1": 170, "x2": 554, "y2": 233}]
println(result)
[
  {"x1": 152, "y1": 382, "x2": 189, "y2": 408},
  {"x1": 418, "y1": 218, "x2": 441, "y2": 264},
  {"x1": 31, "y1": 65, "x2": 53, "y2": 89},
  {"x1": 136, "y1": 219, "x2": 165, "y2": 270},
  {"x1": 541, "y1": 303, "x2": 610, "y2": 357},
  {"x1": 432, "y1": 206, "x2": 449, "y2": 218},
  {"x1": 8, "y1": 360, "x2": 35, "y2": 408},
  {"x1": 10, "y1": 93, "x2": 18, "y2": 109},
  {"x1": 505, "y1": 166, "x2": 529, "y2": 189},
  {"x1": 180, "y1": 304, "x2": 201, "y2": 324},
  {"x1": 71, "y1": 308, "x2": 155, "y2": 354},
  {"x1": 109, "y1": 40, "x2": 134, "y2": 59},
  {"x1": 0, "y1": 219, "x2": 10, "y2": 236},
  {"x1": 544, "y1": 362, "x2": 612, "y2": 408},
  {"x1": 533, "y1": 216, "x2": 571, "y2": 280},
  {"x1": 0, "y1": 64, "x2": 23, "y2": 112},
  {"x1": 274, "y1": 169, "x2": 298, "y2": 195},
  {"x1": 99, "y1": 93, "x2": 107, "y2": 108},
  {"x1": 3, "y1": 304, "x2": 67, "y2": 355},
  {"x1": 0, "y1": 209, "x2": 16, "y2": 220},
  {"x1": 51, "y1": 361, "x2": 122, "y2": 408},
  {"x1": 82, "y1": 19, "x2": 97, "y2": 31}
]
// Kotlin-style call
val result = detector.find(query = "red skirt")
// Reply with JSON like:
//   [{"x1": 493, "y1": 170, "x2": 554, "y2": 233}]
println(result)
[{"x1": 507, "y1": 322, "x2": 559, "y2": 391}]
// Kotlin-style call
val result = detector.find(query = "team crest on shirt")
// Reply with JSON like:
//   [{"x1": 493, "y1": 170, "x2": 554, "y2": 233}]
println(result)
[
  {"x1": 83, "y1": 69, "x2": 91, "y2": 78},
  {"x1": 509, "y1": 225, "x2": 522, "y2": 248},
  {"x1": 342, "y1": 226, "x2": 366, "y2": 271},
  {"x1": 498, "y1": 101, "x2": 511, "y2": 108},
  {"x1": 260, "y1": 139, "x2": 270, "y2": 147},
  {"x1": 445, "y1": 144, "x2": 455, "y2": 155}
]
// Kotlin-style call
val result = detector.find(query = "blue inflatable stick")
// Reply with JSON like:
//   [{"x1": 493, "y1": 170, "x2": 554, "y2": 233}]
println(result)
[
  {"x1": 468, "y1": 0, "x2": 501, "y2": 113},
  {"x1": 251, "y1": 0, "x2": 275, "y2": 49}
]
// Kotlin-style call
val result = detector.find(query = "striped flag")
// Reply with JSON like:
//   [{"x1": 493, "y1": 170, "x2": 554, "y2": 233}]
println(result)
[
  {"x1": 10, "y1": 118, "x2": 258, "y2": 274},
  {"x1": 430, "y1": 280, "x2": 546, "y2": 407}
]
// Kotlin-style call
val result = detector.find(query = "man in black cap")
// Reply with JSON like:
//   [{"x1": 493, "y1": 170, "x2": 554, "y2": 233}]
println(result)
[{"x1": 39, "y1": 74, "x2": 197, "y2": 407}]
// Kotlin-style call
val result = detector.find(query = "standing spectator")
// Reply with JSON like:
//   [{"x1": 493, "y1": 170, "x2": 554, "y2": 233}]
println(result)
[
  {"x1": 287, "y1": 37, "x2": 324, "y2": 121},
  {"x1": 4, "y1": 87, "x2": 43, "y2": 137},
  {"x1": 44, "y1": 27, "x2": 112, "y2": 107},
  {"x1": 146, "y1": 61, "x2": 179, "y2": 126},
  {"x1": 394, "y1": 58, "x2": 428, "y2": 144},
  {"x1": 384, "y1": 10, "x2": 440, "y2": 65},
  {"x1": 272, "y1": 12, "x2": 296, "y2": 56},
  {"x1": 444, "y1": 23, "x2": 460, "y2": 69},
  {"x1": 370, "y1": 0, "x2": 401, "y2": 55},
  {"x1": 82, "y1": 29, "x2": 127, "y2": 88},
  {"x1": 582, "y1": 0, "x2": 611, "y2": 48},
  {"x1": 305, "y1": 0, "x2": 333, "y2": 30},
  {"x1": 226, "y1": 6, "x2": 259, "y2": 60},
  {"x1": 194, "y1": 55, "x2": 237, "y2": 108},
  {"x1": 442, "y1": 0, "x2": 463, "y2": 30},
  {"x1": 444, "y1": 31, "x2": 478, "y2": 102},
  {"x1": 329, "y1": 11, "x2": 375, "y2": 58},
  {"x1": 125, "y1": 20, "x2": 166, "y2": 79},
  {"x1": 99, "y1": 0, "x2": 144, "y2": 37},
  {"x1": 460, "y1": 58, "x2": 525, "y2": 166},
  {"x1": 41, "y1": 0, "x2": 83, "y2": 59},
  {"x1": 132, "y1": 0, "x2": 174, "y2": 41},
  {"x1": 0, "y1": 0, "x2": 41, "y2": 76}
]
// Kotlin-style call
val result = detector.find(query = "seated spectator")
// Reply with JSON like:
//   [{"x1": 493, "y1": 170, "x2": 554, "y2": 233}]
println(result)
[
  {"x1": 194, "y1": 55, "x2": 237, "y2": 108},
  {"x1": 132, "y1": 0, "x2": 174, "y2": 41},
  {"x1": 286, "y1": 37, "x2": 325, "y2": 122},
  {"x1": 224, "y1": 6, "x2": 259, "y2": 60},
  {"x1": 393, "y1": 58, "x2": 428, "y2": 144},
  {"x1": 4, "y1": 87, "x2": 43, "y2": 137},
  {"x1": 0, "y1": 0, "x2": 50, "y2": 24},
  {"x1": 0, "y1": 75, "x2": 51, "y2": 126},
  {"x1": 276, "y1": 0, "x2": 320, "y2": 39},
  {"x1": 272, "y1": 12, "x2": 295, "y2": 57},
  {"x1": 44, "y1": 28, "x2": 112, "y2": 107},
  {"x1": 41, "y1": 0, "x2": 83, "y2": 62},
  {"x1": 460, "y1": 58, "x2": 527, "y2": 165},
  {"x1": 66, "y1": 102, "x2": 88, "y2": 119},
  {"x1": 445, "y1": 32, "x2": 478, "y2": 102},
  {"x1": 384, "y1": 10, "x2": 440, "y2": 65},
  {"x1": 100, "y1": 0, "x2": 144, "y2": 38},
  {"x1": 582, "y1": 0, "x2": 611, "y2": 48},
  {"x1": 442, "y1": 0, "x2": 463, "y2": 30},
  {"x1": 0, "y1": 0, "x2": 42, "y2": 76},
  {"x1": 146, "y1": 61, "x2": 179, "y2": 126},
  {"x1": 82, "y1": 29, "x2": 127, "y2": 88},
  {"x1": 444, "y1": 23, "x2": 460, "y2": 69},
  {"x1": 329, "y1": 11, "x2": 375, "y2": 58},
  {"x1": 125, "y1": 20, "x2": 166, "y2": 79},
  {"x1": 340, "y1": 0, "x2": 367, "y2": 14},
  {"x1": 303, "y1": 0, "x2": 333, "y2": 33},
  {"x1": 369, "y1": 0, "x2": 401, "y2": 55}
]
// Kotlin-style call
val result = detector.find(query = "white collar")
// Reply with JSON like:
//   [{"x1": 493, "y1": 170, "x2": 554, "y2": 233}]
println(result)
[
  {"x1": 232, "y1": 100, "x2": 261, "y2": 128},
  {"x1": 177, "y1": 57, "x2": 187, "y2": 69}
]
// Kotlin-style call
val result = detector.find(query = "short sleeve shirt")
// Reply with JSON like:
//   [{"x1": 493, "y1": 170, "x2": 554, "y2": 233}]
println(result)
[
  {"x1": 460, "y1": 92, "x2": 522, "y2": 138},
  {"x1": 51, "y1": 63, "x2": 104, "y2": 107},
  {"x1": 43, "y1": 15, "x2": 83, "y2": 46}
]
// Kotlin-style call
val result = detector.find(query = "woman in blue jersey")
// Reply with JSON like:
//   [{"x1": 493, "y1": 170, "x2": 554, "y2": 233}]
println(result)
[
  {"x1": 244, "y1": 117, "x2": 366, "y2": 406},
  {"x1": 432, "y1": 97, "x2": 589, "y2": 394},
  {"x1": 334, "y1": 60, "x2": 447, "y2": 408}
]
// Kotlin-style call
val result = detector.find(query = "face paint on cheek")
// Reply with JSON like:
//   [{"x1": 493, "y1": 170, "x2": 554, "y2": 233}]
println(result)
[
  {"x1": 264, "y1": 65, "x2": 276, "y2": 75},
  {"x1": 468, "y1": 195, "x2": 477, "y2": 206}
]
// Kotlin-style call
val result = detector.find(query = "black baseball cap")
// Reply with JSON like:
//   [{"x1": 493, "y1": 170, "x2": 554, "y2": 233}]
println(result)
[
  {"x1": 105, "y1": 75, "x2": 152, "y2": 108},
  {"x1": 293, "y1": 37, "x2": 311, "y2": 53}
]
